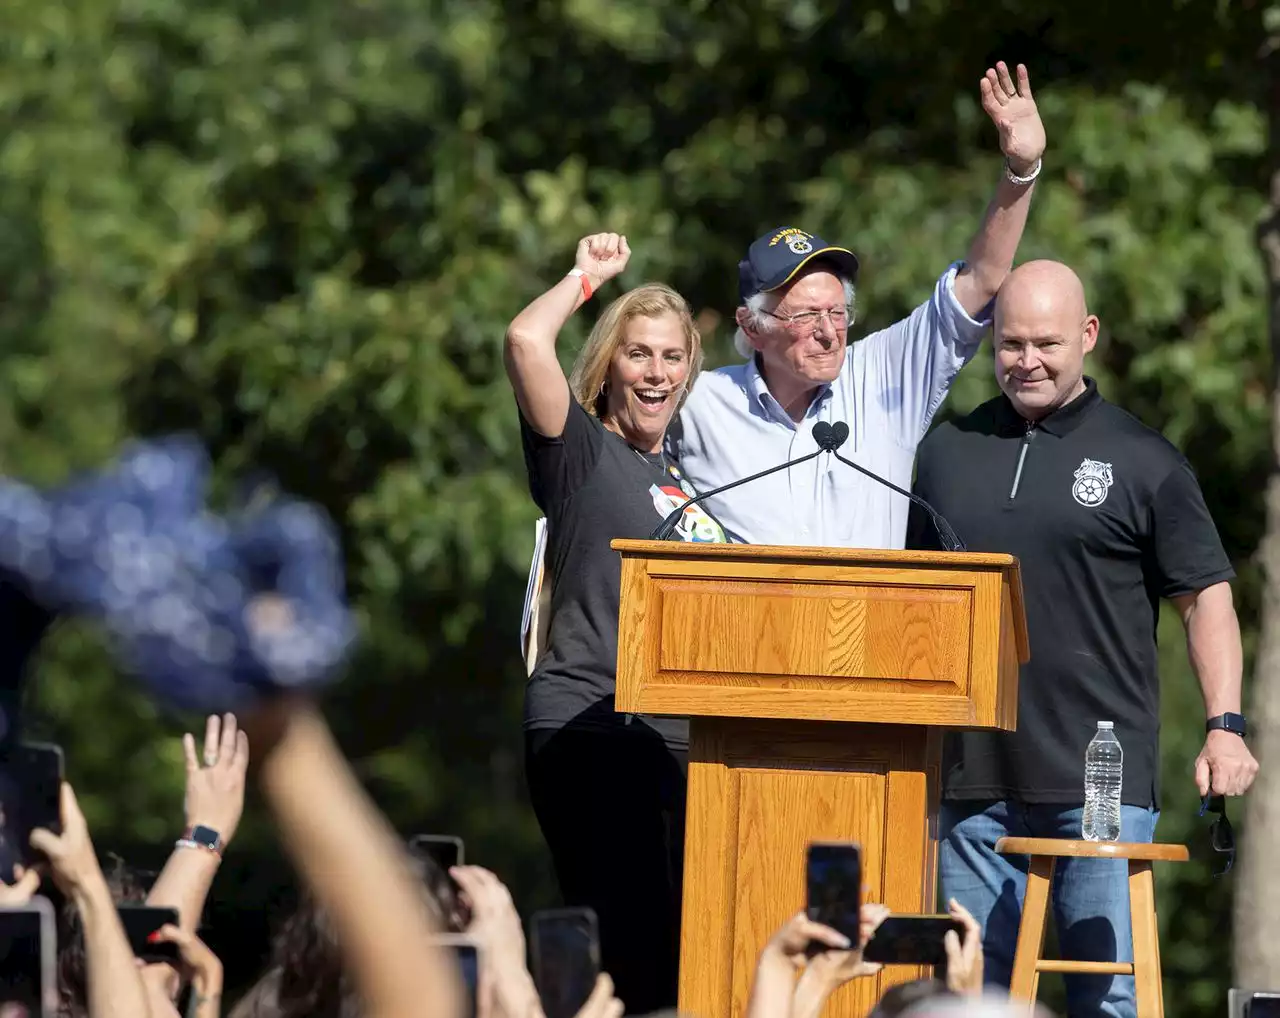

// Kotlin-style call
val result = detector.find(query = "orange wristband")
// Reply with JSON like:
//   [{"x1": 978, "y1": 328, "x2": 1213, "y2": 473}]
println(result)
[{"x1": 568, "y1": 268, "x2": 593, "y2": 301}]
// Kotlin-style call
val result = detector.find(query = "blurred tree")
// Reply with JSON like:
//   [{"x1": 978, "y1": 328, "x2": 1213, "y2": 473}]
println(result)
[
  {"x1": 1237, "y1": 0, "x2": 1280, "y2": 993},
  {"x1": 0, "y1": 0, "x2": 1266, "y2": 1010}
]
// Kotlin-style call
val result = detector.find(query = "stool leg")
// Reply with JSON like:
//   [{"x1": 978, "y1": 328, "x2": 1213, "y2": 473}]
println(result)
[
  {"x1": 1128, "y1": 861, "x2": 1161, "y2": 1018},
  {"x1": 1010, "y1": 855, "x2": 1054, "y2": 1004},
  {"x1": 1152, "y1": 893, "x2": 1165, "y2": 1018}
]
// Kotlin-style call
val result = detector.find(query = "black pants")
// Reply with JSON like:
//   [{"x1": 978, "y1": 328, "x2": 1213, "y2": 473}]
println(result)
[{"x1": 525, "y1": 726, "x2": 688, "y2": 1015}]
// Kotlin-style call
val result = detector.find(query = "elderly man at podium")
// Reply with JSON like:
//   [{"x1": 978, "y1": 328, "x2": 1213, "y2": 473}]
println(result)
[
  {"x1": 667, "y1": 62, "x2": 1046, "y2": 547},
  {"x1": 907, "y1": 260, "x2": 1259, "y2": 1018}
]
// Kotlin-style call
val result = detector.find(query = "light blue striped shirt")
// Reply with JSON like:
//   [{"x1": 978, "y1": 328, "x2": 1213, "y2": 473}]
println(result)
[{"x1": 668, "y1": 262, "x2": 990, "y2": 548}]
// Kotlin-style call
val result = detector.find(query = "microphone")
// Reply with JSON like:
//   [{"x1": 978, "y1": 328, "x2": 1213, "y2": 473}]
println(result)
[
  {"x1": 823, "y1": 421, "x2": 967, "y2": 553},
  {"x1": 814, "y1": 420, "x2": 848, "y2": 452},
  {"x1": 650, "y1": 432, "x2": 831, "y2": 541}
]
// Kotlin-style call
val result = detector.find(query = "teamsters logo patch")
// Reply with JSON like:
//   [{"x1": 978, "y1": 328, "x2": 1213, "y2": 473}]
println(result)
[
  {"x1": 1072, "y1": 458, "x2": 1114, "y2": 507},
  {"x1": 768, "y1": 228, "x2": 815, "y2": 255}
]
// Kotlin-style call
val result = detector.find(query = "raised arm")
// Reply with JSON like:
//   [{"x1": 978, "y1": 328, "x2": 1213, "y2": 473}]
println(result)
[
  {"x1": 504, "y1": 233, "x2": 631, "y2": 436},
  {"x1": 249, "y1": 696, "x2": 462, "y2": 1018},
  {"x1": 952, "y1": 62, "x2": 1047, "y2": 317},
  {"x1": 32, "y1": 783, "x2": 153, "y2": 1018}
]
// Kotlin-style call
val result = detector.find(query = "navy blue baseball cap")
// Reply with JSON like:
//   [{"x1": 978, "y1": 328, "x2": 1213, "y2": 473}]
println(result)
[{"x1": 738, "y1": 227, "x2": 859, "y2": 303}]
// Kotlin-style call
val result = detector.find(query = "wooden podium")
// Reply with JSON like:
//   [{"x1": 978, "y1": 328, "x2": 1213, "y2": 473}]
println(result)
[{"x1": 612, "y1": 540, "x2": 1028, "y2": 1018}]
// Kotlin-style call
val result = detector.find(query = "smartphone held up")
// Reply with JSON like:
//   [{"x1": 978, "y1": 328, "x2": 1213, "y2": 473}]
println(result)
[
  {"x1": 805, "y1": 841, "x2": 863, "y2": 949},
  {"x1": 531, "y1": 907, "x2": 600, "y2": 1018},
  {"x1": 862, "y1": 914, "x2": 965, "y2": 967},
  {"x1": 0, "y1": 899, "x2": 56, "y2": 1018},
  {"x1": 0, "y1": 742, "x2": 63, "y2": 880},
  {"x1": 410, "y1": 834, "x2": 464, "y2": 873},
  {"x1": 430, "y1": 934, "x2": 480, "y2": 1018}
]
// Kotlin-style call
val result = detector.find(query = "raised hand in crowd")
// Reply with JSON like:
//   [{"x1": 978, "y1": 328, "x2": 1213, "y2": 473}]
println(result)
[
  {"x1": 791, "y1": 905, "x2": 891, "y2": 1018},
  {"x1": 746, "y1": 906, "x2": 889, "y2": 1018},
  {"x1": 183, "y1": 714, "x2": 251, "y2": 845},
  {"x1": 30, "y1": 782, "x2": 152, "y2": 1018},
  {"x1": 0, "y1": 864, "x2": 40, "y2": 907},
  {"x1": 569, "y1": 973, "x2": 624, "y2": 1018},
  {"x1": 147, "y1": 923, "x2": 224, "y2": 1018},
  {"x1": 147, "y1": 713, "x2": 249, "y2": 934},
  {"x1": 451, "y1": 865, "x2": 541, "y2": 1018},
  {"x1": 942, "y1": 898, "x2": 984, "y2": 997},
  {"x1": 241, "y1": 692, "x2": 464, "y2": 1018}
]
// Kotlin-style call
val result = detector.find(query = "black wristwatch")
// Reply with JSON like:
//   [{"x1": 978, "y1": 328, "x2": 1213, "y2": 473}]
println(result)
[{"x1": 1206, "y1": 712, "x2": 1247, "y2": 738}]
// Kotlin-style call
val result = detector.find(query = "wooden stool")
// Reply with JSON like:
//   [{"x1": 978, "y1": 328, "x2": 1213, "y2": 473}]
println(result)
[{"x1": 994, "y1": 837, "x2": 1190, "y2": 1018}]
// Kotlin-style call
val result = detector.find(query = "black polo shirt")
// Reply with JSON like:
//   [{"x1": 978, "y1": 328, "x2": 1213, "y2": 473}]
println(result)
[{"x1": 907, "y1": 378, "x2": 1233, "y2": 808}]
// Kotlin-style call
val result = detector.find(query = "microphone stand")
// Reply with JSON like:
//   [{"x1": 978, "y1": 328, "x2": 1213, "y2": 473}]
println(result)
[
  {"x1": 829, "y1": 450, "x2": 966, "y2": 553},
  {"x1": 650, "y1": 449, "x2": 827, "y2": 541}
]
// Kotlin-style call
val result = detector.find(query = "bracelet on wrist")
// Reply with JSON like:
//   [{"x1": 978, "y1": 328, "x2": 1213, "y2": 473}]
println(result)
[
  {"x1": 1005, "y1": 157, "x2": 1042, "y2": 186},
  {"x1": 567, "y1": 268, "x2": 594, "y2": 301}
]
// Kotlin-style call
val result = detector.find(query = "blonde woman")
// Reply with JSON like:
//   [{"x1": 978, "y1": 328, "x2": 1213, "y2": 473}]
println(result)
[{"x1": 505, "y1": 233, "x2": 725, "y2": 1013}]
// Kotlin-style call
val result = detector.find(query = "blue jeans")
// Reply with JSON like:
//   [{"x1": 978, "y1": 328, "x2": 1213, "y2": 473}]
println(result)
[{"x1": 939, "y1": 799, "x2": 1159, "y2": 1018}]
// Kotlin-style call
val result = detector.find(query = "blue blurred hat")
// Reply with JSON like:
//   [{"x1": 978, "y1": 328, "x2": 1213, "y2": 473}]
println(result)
[
  {"x1": 738, "y1": 227, "x2": 859, "y2": 303},
  {"x1": 0, "y1": 436, "x2": 356, "y2": 713}
]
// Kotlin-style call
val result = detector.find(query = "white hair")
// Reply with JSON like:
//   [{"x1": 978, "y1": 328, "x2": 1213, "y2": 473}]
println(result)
[
  {"x1": 732, "y1": 276, "x2": 857, "y2": 359},
  {"x1": 901, "y1": 992, "x2": 1058, "y2": 1017}
]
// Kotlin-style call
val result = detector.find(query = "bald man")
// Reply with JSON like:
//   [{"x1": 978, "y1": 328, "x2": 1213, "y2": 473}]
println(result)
[{"x1": 908, "y1": 261, "x2": 1257, "y2": 1018}]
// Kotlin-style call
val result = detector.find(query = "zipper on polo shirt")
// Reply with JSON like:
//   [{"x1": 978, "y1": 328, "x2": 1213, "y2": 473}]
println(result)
[{"x1": 1008, "y1": 421, "x2": 1036, "y2": 500}]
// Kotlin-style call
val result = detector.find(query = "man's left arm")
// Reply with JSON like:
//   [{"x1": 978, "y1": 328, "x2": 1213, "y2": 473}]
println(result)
[
  {"x1": 1174, "y1": 582, "x2": 1259, "y2": 796},
  {"x1": 951, "y1": 62, "x2": 1047, "y2": 317},
  {"x1": 1153, "y1": 460, "x2": 1259, "y2": 798}
]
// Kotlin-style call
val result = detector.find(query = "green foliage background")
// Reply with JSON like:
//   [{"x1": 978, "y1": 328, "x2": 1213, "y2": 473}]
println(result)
[{"x1": 0, "y1": 1, "x2": 1268, "y2": 1012}]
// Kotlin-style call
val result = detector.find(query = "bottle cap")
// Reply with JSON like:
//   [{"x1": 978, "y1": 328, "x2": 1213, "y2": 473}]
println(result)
[{"x1": 1097, "y1": 721, "x2": 1114, "y2": 729}]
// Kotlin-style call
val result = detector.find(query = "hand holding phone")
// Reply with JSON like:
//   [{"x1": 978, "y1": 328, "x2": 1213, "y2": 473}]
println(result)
[
  {"x1": 939, "y1": 898, "x2": 984, "y2": 994},
  {"x1": 531, "y1": 908, "x2": 600, "y2": 1018},
  {"x1": 117, "y1": 906, "x2": 182, "y2": 964}
]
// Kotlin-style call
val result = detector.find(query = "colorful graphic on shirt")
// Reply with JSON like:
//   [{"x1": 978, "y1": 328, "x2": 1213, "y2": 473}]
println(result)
[
  {"x1": 1071, "y1": 457, "x2": 1114, "y2": 507},
  {"x1": 649, "y1": 484, "x2": 727, "y2": 543}
]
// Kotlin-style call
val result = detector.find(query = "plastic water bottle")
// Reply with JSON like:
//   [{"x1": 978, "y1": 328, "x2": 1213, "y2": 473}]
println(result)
[{"x1": 1082, "y1": 721, "x2": 1123, "y2": 842}]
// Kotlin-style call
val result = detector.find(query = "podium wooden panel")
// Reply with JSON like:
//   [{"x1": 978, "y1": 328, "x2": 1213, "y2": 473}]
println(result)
[{"x1": 612, "y1": 541, "x2": 1027, "y2": 1018}]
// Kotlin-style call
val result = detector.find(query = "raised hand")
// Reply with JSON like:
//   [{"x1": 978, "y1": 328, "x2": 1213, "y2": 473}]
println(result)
[
  {"x1": 149, "y1": 924, "x2": 224, "y2": 1006},
  {"x1": 751, "y1": 908, "x2": 886, "y2": 1018},
  {"x1": 800, "y1": 903, "x2": 891, "y2": 986},
  {"x1": 574, "y1": 233, "x2": 632, "y2": 288},
  {"x1": 943, "y1": 898, "x2": 984, "y2": 997},
  {"x1": 182, "y1": 713, "x2": 250, "y2": 846},
  {"x1": 452, "y1": 865, "x2": 540, "y2": 1018},
  {"x1": 573, "y1": 972, "x2": 624, "y2": 1018},
  {"x1": 759, "y1": 911, "x2": 853, "y2": 969},
  {"x1": 980, "y1": 61, "x2": 1046, "y2": 176}
]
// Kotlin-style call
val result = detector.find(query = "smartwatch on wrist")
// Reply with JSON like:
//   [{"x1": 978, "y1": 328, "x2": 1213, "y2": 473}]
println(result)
[
  {"x1": 176, "y1": 824, "x2": 224, "y2": 858},
  {"x1": 1206, "y1": 712, "x2": 1247, "y2": 738}
]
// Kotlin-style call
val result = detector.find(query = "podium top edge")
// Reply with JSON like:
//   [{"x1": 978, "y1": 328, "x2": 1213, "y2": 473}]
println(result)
[{"x1": 610, "y1": 539, "x2": 1018, "y2": 569}]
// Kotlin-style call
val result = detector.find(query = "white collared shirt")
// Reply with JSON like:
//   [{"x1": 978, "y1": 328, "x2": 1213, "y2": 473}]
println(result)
[{"x1": 668, "y1": 262, "x2": 990, "y2": 548}]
